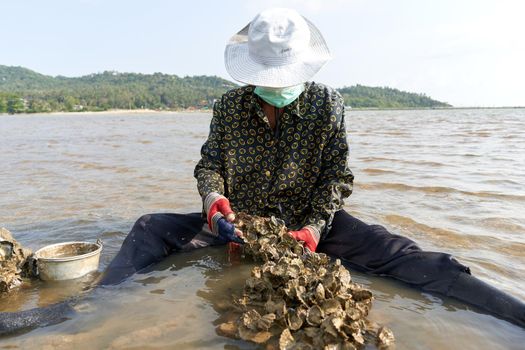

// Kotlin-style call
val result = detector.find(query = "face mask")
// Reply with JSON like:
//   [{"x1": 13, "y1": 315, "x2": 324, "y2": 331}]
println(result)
[{"x1": 254, "y1": 84, "x2": 305, "y2": 108}]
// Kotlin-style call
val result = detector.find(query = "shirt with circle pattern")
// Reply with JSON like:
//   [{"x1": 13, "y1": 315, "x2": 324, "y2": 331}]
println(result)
[{"x1": 194, "y1": 82, "x2": 354, "y2": 240}]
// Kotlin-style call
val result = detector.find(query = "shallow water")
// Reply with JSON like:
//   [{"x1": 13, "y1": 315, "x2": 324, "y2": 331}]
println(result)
[{"x1": 0, "y1": 109, "x2": 524, "y2": 349}]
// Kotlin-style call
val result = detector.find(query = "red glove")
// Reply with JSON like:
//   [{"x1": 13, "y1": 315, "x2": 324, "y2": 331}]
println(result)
[
  {"x1": 289, "y1": 227, "x2": 319, "y2": 252},
  {"x1": 204, "y1": 192, "x2": 235, "y2": 233}
]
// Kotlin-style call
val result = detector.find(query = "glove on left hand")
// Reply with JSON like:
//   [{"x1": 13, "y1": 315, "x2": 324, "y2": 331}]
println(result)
[
  {"x1": 289, "y1": 227, "x2": 319, "y2": 252},
  {"x1": 204, "y1": 192, "x2": 243, "y2": 244}
]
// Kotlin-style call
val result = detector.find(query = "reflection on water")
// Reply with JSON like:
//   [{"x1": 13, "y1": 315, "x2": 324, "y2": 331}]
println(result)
[{"x1": 0, "y1": 110, "x2": 524, "y2": 348}]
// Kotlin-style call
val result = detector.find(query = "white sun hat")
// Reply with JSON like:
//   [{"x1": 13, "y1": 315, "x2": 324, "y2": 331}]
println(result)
[{"x1": 224, "y1": 8, "x2": 331, "y2": 88}]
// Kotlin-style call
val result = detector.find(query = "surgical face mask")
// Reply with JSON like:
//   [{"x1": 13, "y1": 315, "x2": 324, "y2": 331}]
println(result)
[{"x1": 254, "y1": 83, "x2": 305, "y2": 108}]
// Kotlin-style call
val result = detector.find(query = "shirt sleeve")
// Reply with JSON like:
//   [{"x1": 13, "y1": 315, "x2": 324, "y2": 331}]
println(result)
[
  {"x1": 304, "y1": 92, "x2": 354, "y2": 240},
  {"x1": 194, "y1": 99, "x2": 226, "y2": 199}
]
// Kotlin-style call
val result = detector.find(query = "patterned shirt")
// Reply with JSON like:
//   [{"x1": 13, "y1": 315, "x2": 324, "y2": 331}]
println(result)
[{"x1": 194, "y1": 82, "x2": 354, "y2": 240}]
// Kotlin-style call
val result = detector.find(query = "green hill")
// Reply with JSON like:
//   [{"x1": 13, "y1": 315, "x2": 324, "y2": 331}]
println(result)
[
  {"x1": 0, "y1": 65, "x2": 450, "y2": 114},
  {"x1": 338, "y1": 85, "x2": 450, "y2": 108}
]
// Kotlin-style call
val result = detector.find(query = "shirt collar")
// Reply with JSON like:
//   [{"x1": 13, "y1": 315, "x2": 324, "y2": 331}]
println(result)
[{"x1": 248, "y1": 90, "x2": 267, "y2": 121}]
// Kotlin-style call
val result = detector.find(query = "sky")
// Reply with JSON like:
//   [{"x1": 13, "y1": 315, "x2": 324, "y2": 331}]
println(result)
[{"x1": 1, "y1": 0, "x2": 524, "y2": 107}]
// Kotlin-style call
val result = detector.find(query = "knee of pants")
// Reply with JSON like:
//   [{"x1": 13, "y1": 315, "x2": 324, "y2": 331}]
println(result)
[
  {"x1": 134, "y1": 214, "x2": 153, "y2": 230},
  {"x1": 433, "y1": 253, "x2": 470, "y2": 275},
  {"x1": 124, "y1": 214, "x2": 157, "y2": 248},
  {"x1": 125, "y1": 214, "x2": 169, "y2": 260},
  {"x1": 408, "y1": 252, "x2": 471, "y2": 293}
]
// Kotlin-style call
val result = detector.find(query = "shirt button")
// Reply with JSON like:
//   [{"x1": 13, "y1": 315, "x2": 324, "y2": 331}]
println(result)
[{"x1": 265, "y1": 170, "x2": 271, "y2": 177}]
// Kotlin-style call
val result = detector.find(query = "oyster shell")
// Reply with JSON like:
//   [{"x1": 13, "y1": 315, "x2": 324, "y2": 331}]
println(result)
[
  {"x1": 286, "y1": 306, "x2": 306, "y2": 331},
  {"x1": 0, "y1": 227, "x2": 35, "y2": 293},
  {"x1": 306, "y1": 304, "x2": 325, "y2": 326},
  {"x1": 377, "y1": 326, "x2": 395, "y2": 350},
  {"x1": 279, "y1": 328, "x2": 295, "y2": 350}
]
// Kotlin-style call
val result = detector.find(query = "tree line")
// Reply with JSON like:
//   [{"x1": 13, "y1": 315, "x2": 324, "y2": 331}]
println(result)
[
  {"x1": 338, "y1": 85, "x2": 450, "y2": 108},
  {"x1": 0, "y1": 65, "x2": 451, "y2": 114}
]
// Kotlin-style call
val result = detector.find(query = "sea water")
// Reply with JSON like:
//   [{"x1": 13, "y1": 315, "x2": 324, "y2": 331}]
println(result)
[{"x1": 0, "y1": 109, "x2": 524, "y2": 349}]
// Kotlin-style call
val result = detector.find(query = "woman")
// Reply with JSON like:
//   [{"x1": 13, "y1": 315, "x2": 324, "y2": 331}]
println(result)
[{"x1": 100, "y1": 8, "x2": 525, "y2": 328}]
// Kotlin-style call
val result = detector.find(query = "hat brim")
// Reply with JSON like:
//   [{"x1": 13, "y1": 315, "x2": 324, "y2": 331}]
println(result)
[{"x1": 224, "y1": 18, "x2": 331, "y2": 88}]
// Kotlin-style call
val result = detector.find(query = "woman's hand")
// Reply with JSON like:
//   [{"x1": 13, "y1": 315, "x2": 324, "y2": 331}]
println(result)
[
  {"x1": 216, "y1": 217, "x2": 244, "y2": 244},
  {"x1": 289, "y1": 227, "x2": 319, "y2": 252},
  {"x1": 205, "y1": 192, "x2": 243, "y2": 243}
]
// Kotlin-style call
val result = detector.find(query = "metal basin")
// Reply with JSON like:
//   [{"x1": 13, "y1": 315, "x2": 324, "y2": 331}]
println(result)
[{"x1": 34, "y1": 240, "x2": 102, "y2": 281}]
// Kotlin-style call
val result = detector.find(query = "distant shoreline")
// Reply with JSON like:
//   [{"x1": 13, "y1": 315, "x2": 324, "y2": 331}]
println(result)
[
  {"x1": 46, "y1": 108, "x2": 212, "y2": 115},
  {"x1": 1, "y1": 106, "x2": 524, "y2": 117},
  {"x1": 346, "y1": 106, "x2": 525, "y2": 111},
  {"x1": 0, "y1": 108, "x2": 212, "y2": 116}
]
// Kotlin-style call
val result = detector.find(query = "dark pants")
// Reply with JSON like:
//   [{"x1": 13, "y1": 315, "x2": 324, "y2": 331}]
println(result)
[
  {"x1": 99, "y1": 210, "x2": 525, "y2": 328},
  {"x1": 100, "y1": 210, "x2": 468, "y2": 294}
]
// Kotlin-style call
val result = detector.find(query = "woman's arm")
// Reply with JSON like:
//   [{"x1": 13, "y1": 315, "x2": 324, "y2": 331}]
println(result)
[
  {"x1": 303, "y1": 91, "x2": 354, "y2": 240},
  {"x1": 194, "y1": 98, "x2": 227, "y2": 198}
]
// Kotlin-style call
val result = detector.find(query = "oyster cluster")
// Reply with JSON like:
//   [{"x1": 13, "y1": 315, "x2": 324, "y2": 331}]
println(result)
[
  {"x1": 0, "y1": 228, "x2": 34, "y2": 293},
  {"x1": 217, "y1": 213, "x2": 395, "y2": 350}
]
